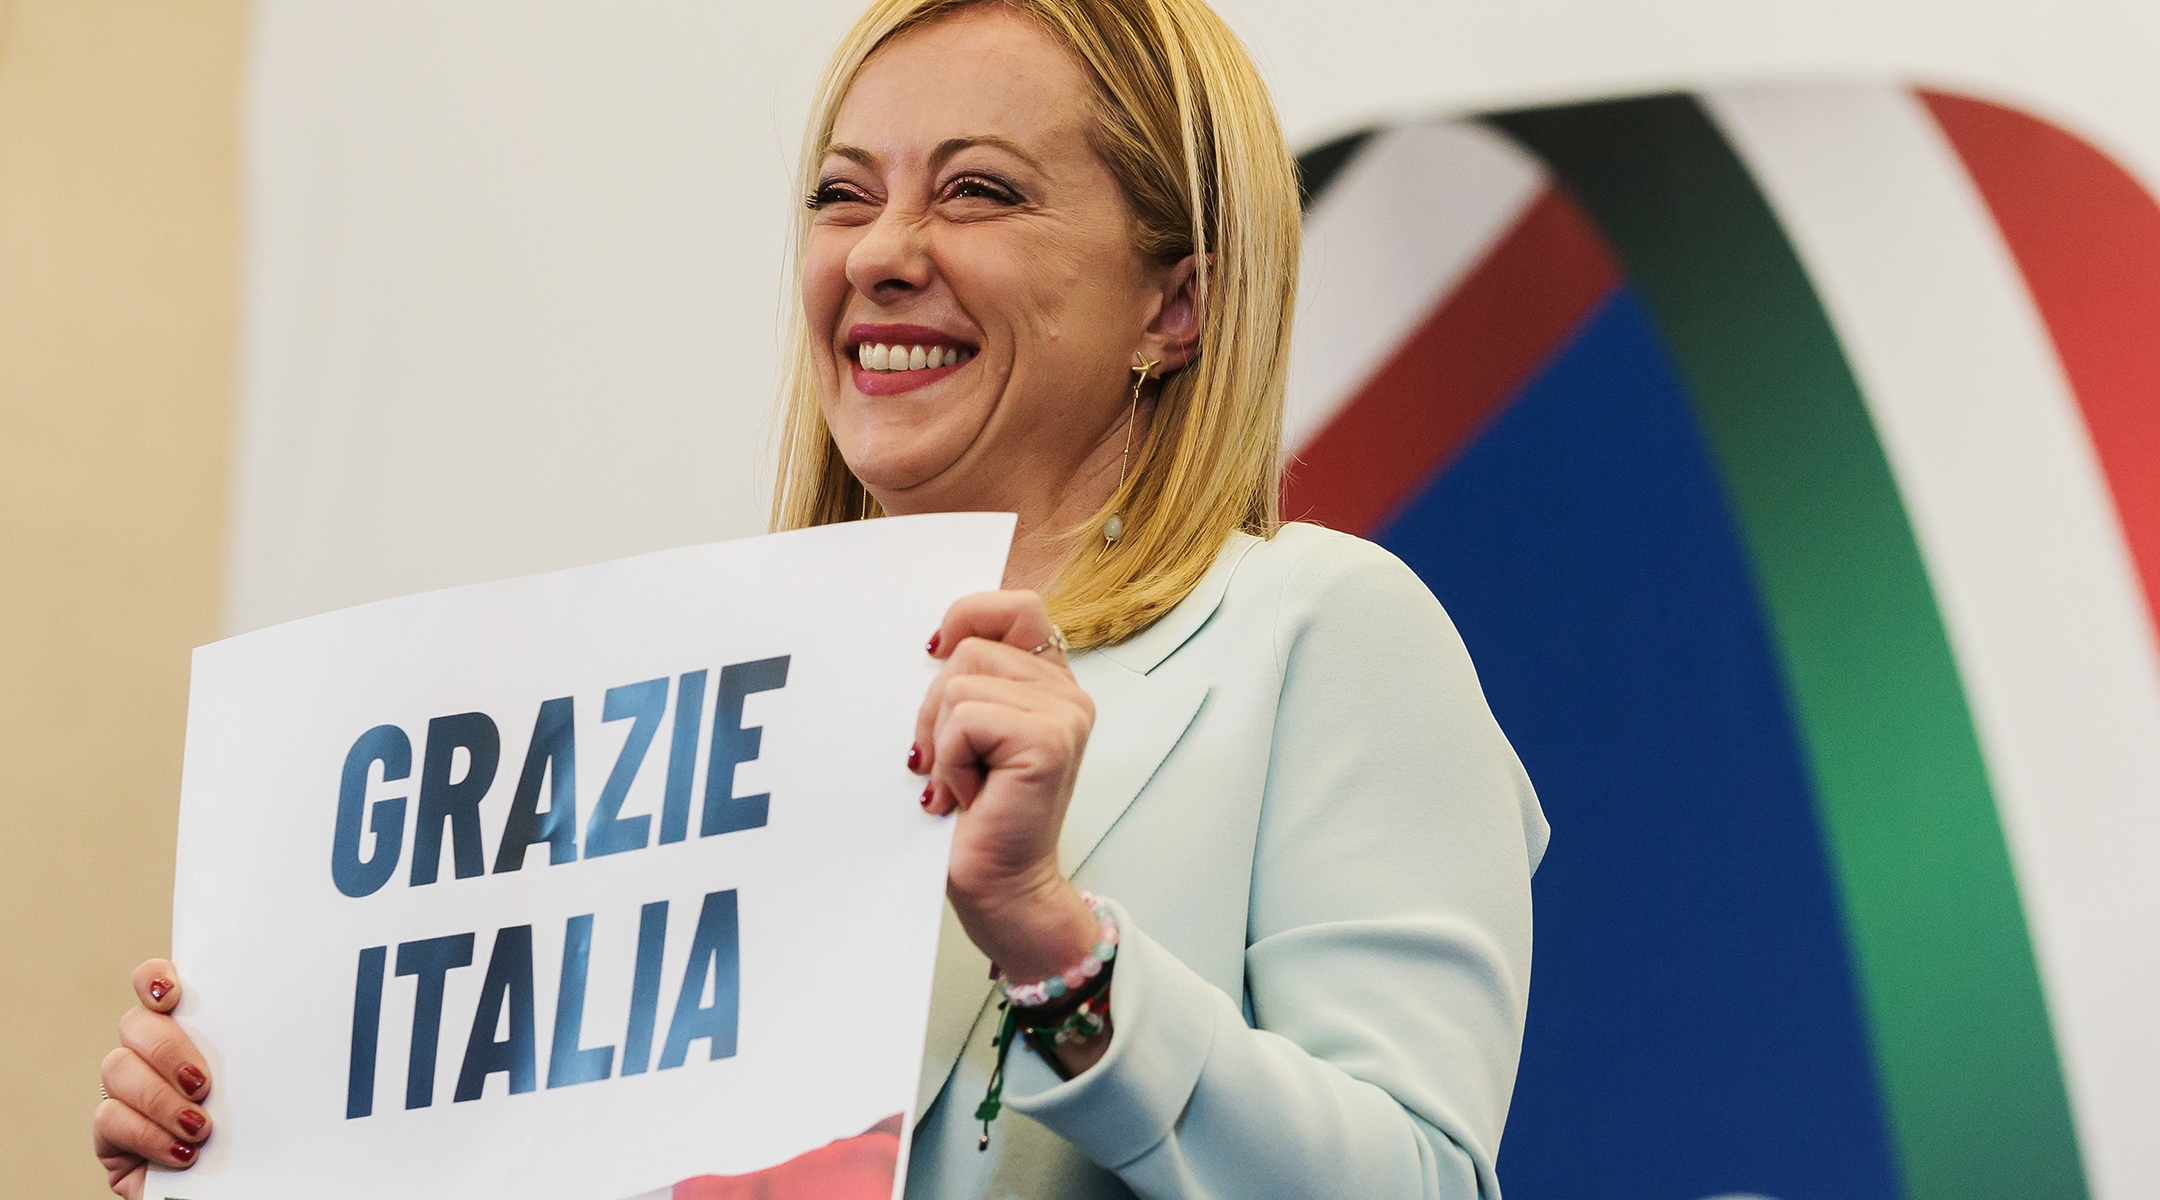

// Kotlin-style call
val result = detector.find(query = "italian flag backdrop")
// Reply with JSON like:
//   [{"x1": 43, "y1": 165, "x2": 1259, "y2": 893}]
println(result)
[{"x1": 1284, "y1": 83, "x2": 2160, "y2": 1200}]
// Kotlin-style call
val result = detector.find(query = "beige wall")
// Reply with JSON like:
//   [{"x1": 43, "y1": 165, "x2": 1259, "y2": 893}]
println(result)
[{"x1": 0, "y1": 1, "x2": 245, "y2": 1193}]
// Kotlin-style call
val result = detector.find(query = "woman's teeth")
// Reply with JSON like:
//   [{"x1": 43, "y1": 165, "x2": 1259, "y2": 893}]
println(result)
[{"x1": 856, "y1": 343, "x2": 974, "y2": 372}]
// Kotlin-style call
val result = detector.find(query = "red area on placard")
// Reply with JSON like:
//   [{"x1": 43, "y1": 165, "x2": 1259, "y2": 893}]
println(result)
[
  {"x1": 1923, "y1": 89, "x2": 2160, "y2": 639},
  {"x1": 670, "y1": 1114, "x2": 903, "y2": 1200},
  {"x1": 1283, "y1": 186, "x2": 1623, "y2": 536}
]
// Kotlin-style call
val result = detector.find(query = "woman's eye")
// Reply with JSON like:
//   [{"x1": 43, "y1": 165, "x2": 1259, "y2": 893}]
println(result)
[
  {"x1": 946, "y1": 176, "x2": 1019, "y2": 204},
  {"x1": 808, "y1": 182, "x2": 870, "y2": 209}
]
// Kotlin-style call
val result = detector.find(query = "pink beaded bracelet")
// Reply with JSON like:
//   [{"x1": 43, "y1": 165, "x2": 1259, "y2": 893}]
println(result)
[{"x1": 1000, "y1": 891, "x2": 1119, "y2": 1008}]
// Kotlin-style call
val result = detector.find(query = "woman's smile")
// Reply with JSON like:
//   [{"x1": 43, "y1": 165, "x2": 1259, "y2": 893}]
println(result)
[{"x1": 847, "y1": 321, "x2": 980, "y2": 395}]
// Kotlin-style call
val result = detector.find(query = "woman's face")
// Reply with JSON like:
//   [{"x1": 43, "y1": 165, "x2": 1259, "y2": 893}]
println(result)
[{"x1": 803, "y1": 5, "x2": 1194, "y2": 516}]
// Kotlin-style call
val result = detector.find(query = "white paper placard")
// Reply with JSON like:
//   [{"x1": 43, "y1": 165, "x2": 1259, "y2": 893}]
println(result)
[{"x1": 151, "y1": 513, "x2": 1012, "y2": 1200}]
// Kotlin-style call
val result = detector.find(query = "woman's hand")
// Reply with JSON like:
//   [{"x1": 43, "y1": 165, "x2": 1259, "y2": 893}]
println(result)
[
  {"x1": 93, "y1": 960, "x2": 212, "y2": 1198},
  {"x1": 913, "y1": 593, "x2": 1107, "y2": 1008}
]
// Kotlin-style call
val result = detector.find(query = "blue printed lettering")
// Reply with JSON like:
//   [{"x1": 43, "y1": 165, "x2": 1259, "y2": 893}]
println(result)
[
  {"x1": 658, "y1": 670, "x2": 708, "y2": 845},
  {"x1": 547, "y1": 914, "x2": 614, "y2": 1088},
  {"x1": 345, "y1": 945, "x2": 387, "y2": 1118},
  {"x1": 658, "y1": 890, "x2": 740, "y2": 1068},
  {"x1": 701, "y1": 658, "x2": 789, "y2": 837},
  {"x1": 584, "y1": 679, "x2": 665, "y2": 858},
  {"x1": 495, "y1": 698, "x2": 578, "y2": 872},
  {"x1": 395, "y1": 932, "x2": 476, "y2": 1109},
  {"x1": 455, "y1": 925, "x2": 538, "y2": 1101},
  {"x1": 410, "y1": 713, "x2": 500, "y2": 886},
  {"x1": 332, "y1": 725, "x2": 410, "y2": 898}
]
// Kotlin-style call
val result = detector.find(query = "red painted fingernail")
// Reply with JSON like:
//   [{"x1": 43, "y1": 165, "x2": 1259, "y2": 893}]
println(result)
[
  {"x1": 926, "y1": 631, "x2": 941, "y2": 655},
  {"x1": 177, "y1": 1109, "x2": 207, "y2": 1139},
  {"x1": 921, "y1": 783, "x2": 933, "y2": 807},
  {"x1": 148, "y1": 978, "x2": 173, "y2": 1004},
  {"x1": 170, "y1": 1142, "x2": 197, "y2": 1165},
  {"x1": 907, "y1": 743, "x2": 922, "y2": 772},
  {"x1": 177, "y1": 1064, "x2": 207, "y2": 1097}
]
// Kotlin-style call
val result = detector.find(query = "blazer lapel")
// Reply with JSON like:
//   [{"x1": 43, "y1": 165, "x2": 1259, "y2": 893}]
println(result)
[
  {"x1": 1056, "y1": 660, "x2": 1210, "y2": 875},
  {"x1": 911, "y1": 533, "x2": 1258, "y2": 1117},
  {"x1": 1050, "y1": 530, "x2": 1258, "y2": 875}
]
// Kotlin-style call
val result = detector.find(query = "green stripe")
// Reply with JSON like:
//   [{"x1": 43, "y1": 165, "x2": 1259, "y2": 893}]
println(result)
[{"x1": 1491, "y1": 95, "x2": 2087, "y2": 1200}]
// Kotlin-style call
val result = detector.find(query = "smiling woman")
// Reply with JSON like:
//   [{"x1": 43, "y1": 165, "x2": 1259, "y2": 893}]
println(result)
[
  {"x1": 90, "y1": 2, "x2": 1545, "y2": 1198},
  {"x1": 779, "y1": 0, "x2": 1300, "y2": 650}
]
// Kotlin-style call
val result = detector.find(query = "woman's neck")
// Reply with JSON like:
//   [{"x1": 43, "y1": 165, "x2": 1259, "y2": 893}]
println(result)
[{"x1": 1010, "y1": 396, "x2": 1158, "y2": 593}]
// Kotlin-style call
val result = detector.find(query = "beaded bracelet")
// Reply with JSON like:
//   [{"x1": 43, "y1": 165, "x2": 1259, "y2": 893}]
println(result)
[
  {"x1": 1029, "y1": 989, "x2": 1111, "y2": 1046},
  {"x1": 976, "y1": 893, "x2": 1121, "y2": 1150},
  {"x1": 976, "y1": 978, "x2": 1117, "y2": 1150},
  {"x1": 1001, "y1": 891, "x2": 1119, "y2": 1008}
]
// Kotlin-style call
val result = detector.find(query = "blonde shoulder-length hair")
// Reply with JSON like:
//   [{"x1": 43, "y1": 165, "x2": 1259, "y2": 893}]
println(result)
[{"x1": 771, "y1": 0, "x2": 1301, "y2": 649}]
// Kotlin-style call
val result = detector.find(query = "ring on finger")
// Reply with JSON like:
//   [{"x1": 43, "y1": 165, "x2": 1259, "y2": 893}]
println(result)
[
  {"x1": 99, "y1": 1083, "x2": 108, "y2": 1102},
  {"x1": 1029, "y1": 624, "x2": 1070, "y2": 656}
]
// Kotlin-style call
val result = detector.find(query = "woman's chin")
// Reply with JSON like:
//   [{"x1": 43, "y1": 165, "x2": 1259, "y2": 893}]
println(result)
[{"x1": 839, "y1": 443, "x2": 973, "y2": 505}]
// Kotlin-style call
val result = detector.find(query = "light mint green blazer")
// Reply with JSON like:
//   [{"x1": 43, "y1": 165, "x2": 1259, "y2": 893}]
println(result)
[{"x1": 905, "y1": 523, "x2": 1549, "y2": 1199}]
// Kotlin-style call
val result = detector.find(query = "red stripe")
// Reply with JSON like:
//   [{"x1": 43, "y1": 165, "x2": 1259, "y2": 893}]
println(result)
[
  {"x1": 1284, "y1": 186, "x2": 1622, "y2": 535},
  {"x1": 672, "y1": 1120, "x2": 900, "y2": 1199},
  {"x1": 1923, "y1": 89, "x2": 2160, "y2": 637}
]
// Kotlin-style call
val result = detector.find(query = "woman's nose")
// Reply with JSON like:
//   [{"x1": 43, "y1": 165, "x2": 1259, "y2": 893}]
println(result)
[{"x1": 846, "y1": 209, "x2": 935, "y2": 299}]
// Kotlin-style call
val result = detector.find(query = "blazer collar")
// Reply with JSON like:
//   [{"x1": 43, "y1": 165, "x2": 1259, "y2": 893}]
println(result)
[
  {"x1": 1092, "y1": 531, "x2": 1260, "y2": 677},
  {"x1": 912, "y1": 532, "x2": 1256, "y2": 1116}
]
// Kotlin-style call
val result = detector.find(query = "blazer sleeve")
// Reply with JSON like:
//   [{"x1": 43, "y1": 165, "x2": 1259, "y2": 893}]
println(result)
[{"x1": 1004, "y1": 532, "x2": 1549, "y2": 1199}]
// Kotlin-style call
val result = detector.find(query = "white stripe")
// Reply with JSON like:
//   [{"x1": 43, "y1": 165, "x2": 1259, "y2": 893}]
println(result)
[
  {"x1": 1709, "y1": 81, "x2": 2160, "y2": 1200},
  {"x1": 1285, "y1": 120, "x2": 1546, "y2": 454}
]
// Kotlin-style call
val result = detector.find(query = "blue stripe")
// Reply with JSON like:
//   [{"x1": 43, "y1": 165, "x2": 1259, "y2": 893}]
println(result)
[{"x1": 1377, "y1": 288, "x2": 1901, "y2": 1200}]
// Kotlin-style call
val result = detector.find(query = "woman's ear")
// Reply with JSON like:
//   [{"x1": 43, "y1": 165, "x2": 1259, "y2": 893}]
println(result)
[{"x1": 1140, "y1": 255, "x2": 1204, "y2": 373}]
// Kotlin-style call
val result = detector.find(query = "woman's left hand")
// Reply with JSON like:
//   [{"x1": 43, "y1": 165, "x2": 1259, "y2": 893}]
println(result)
[{"x1": 912, "y1": 591, "x2": 1106, "y2": 990}]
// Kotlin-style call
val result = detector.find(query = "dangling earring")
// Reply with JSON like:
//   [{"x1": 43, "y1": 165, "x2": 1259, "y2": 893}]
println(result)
[{"x1": 1100, "y1": 356, "x2": 1157, "y2": 561}]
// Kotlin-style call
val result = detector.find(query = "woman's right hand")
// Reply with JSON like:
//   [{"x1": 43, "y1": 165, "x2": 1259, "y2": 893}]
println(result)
[{"x1": 93, "y1": 960, "x2": 212, "y2": 1199}]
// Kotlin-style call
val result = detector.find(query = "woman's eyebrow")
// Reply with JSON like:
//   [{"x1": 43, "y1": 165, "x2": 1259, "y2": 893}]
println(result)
[
  {"x1": 820, "y1": 135, "x2": 1044, "y2": 174},
  {"x1": 822, "y1": 143, "x2": 879, "y2": 169},
  {"x1": 930, "y1": 134, "x2": 1043, "y2": 172}
]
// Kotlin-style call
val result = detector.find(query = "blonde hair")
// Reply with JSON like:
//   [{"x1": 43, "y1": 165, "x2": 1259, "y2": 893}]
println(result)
[{"x1": 771, "y1": 0, "x2": 1300, "y2": 648}]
